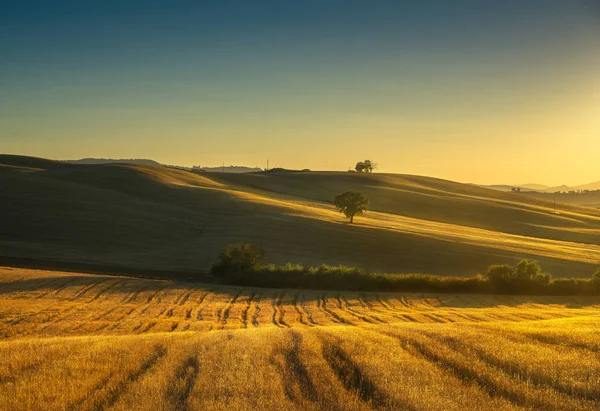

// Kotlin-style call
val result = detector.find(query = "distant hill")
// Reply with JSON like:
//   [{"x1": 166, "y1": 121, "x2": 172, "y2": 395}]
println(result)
[
  {"x1": 538, "y1": 182, "x2": 600, "y2": 193},
  {"x1": 484, "y1": 181, "x2": 600, "y2": 194},
  {"x1": 542, "y1": 185, "x2": 570, "y2": 193},
  {"x1": 65, "y1": 158, "x2": 264, "y2": 173},
  {"x1": 482, "y1": 185, "x2": 518, "y2": 192},
  {"x1": 480, "y1": 184, "x2": 538, "y2": 192},
  {"x1": 193, "y1": 165, "x2": 262, "y2": 173},
  {"x1": 574, "y1": 181, "x2": 600, "y2": 192},
  {"x1": 519, "y1": 183, "x2": 549, "y2": 191},
  {"x1": 66, "y1": 158, "x2": 161, "y2": 166}
]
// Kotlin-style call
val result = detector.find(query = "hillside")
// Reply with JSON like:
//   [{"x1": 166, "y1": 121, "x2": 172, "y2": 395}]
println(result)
[
  {"x1": 1, "y1": 154, "x2": 600, "y2": 277},
  {"x1": 521, "y1": 190, "x2": 600, "y2": 209},
  {"x1": 66, "y1": 158, "x2": 162, "y2": 166}
]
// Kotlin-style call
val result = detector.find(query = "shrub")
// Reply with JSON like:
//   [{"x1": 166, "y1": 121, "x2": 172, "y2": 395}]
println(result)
[
  {"x1": 210, "y1": 243, "x2": 266, "y2": 276},
  {"x1": 514, "y1": 260, "x2": 550, "y2": 284},
  {"x1": 486, "y1": 264, "x2": 514, "y2": 284},
  {"x1": 486, "y1": 260, "x2": 551, "y2": 292},
  {"x1": 208, "y1": 247, "x2": 596, "y2": 295}
]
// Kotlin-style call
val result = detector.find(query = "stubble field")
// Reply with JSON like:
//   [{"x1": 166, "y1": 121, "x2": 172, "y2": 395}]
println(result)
[{"x1": 2, "y1": 267, "x2": 600, "y2": 410}]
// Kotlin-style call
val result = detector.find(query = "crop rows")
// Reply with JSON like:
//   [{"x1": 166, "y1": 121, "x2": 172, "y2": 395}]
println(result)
[
  {"x1": 2, "y1": 268, "x2": 600, "y2": 410},
  {"x1": 2, "y1": 270, "x2": 599, "y2": 340}
]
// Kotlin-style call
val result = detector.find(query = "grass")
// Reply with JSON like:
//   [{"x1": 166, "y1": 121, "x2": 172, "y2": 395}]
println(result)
[
  {"x1": 1, "y1": 154, "x2": 600, "y2": 277},
  {"x1": 2, "y1": 267, "x2": 600, "y2": 410}
]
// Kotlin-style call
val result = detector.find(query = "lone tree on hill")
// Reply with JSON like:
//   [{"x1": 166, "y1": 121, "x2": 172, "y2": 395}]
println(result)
[
  {"x1": 334, "y1": 191, "x2": 369, "y2": 223},
  {"x1": 355, "y1": 159, "x2": 377, "y2": 173}
]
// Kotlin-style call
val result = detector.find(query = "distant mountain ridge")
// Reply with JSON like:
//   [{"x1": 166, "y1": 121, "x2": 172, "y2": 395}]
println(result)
[
  {"x1": 64, "y1": 158, "x2": 263, "y2": 173},
  {"x1": 66, "y1": 158, "x2": 161, "y2": 166},
  {"x1": 483, "y1": 181, "x2": 600, "y2": 193},
  {"x1": 192, "y1": 165, "x2": 262, "y2": 173}
]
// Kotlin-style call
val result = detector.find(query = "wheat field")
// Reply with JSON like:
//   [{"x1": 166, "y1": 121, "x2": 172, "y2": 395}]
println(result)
[{"x1": 2, "y1": 267, "x2": 600, "y2": 410}]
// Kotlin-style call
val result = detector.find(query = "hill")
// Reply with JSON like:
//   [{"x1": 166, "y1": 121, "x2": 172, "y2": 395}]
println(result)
[
  {"x1": 1, "y1": 154, "x2": 600, "y2": 277},
  {"x1": 520, "y1": 190, "x2": 600, "y2": 209},
  {"x1": 66, "y1": 158, "x2": 162, "y2": 166},
  {"x1": 193, "y1": 165, "x2": 263, "y2": 173},
  {"x1": 485, "y1": 182, "x2": 600, "y2": 194},
  {"x1": 519, "y1": 183, "x2": 549, "y2": 191},
  {"x1": 543, "y1": 181, "x2": 600, "y2": 193},
  {"x1": 483, "y1": 184, "x2": 543, "y2": 192}
]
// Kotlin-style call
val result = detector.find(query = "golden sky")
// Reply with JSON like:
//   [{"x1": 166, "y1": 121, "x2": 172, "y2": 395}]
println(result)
[{"x1": 1, "y1": 1, "x2": 598, "y2": 185}]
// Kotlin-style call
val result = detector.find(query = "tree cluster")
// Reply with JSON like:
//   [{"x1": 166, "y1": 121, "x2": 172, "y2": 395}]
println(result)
[
  {"x1": 355, "y1": 159, "x2": 377, "y2": 173},
  {"x1": 211, "y1": 243, "x2": 266, "y2": 275},
  {"x1": 486, "y1": 260, "x2": 551, "y2": 291}
]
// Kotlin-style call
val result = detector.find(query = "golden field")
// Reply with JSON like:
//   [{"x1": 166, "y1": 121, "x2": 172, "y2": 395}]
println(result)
[
  {"x1": 2, "y1": 267, "x2": 600, "y2": 410},
  {"x1": 1, "y1": 155, "x2": 600, "y2": 277}
]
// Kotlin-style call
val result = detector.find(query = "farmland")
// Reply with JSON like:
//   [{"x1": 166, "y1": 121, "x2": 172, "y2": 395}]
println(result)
[
  {"x1": 2, "y1": 155, "x2": 600, "y2": 277},
  {"x1": 2, "y1": 156, "x2": 600, "y2": 410},
  {"x1": 2, "y1": 267, "x2": 600, "y2": 410}
]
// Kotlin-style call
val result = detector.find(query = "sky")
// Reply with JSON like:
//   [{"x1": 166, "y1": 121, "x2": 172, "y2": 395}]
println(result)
[{"x1": 1, "y1": 0, "x2": 598, "y2": 185}]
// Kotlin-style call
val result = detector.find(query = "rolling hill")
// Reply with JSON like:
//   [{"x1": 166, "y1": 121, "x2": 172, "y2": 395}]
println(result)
[
  {"x1": 65, "y1": 158, "x2": 162, "y2": 166},
  {"x1": 1, "y1": 154, "x2": 600, "y2": 278}
]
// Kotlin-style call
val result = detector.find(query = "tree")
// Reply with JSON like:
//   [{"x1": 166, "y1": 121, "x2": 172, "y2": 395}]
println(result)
[
  {"x1": 211, "y1": 243, "x2": 266, "y2": 275},
  {"x1": 514, "y1": 259, "x2": 547, "y2": 283},
  {"x1": 486, "y1": 264, "x2": 514, "y2": 285},
  {"x1": 355, "y1": 159, "x2": 377, "y2": 173},
  {"x1": 486, "y1": 259, "x2": 551, "y2": 291},
  {"x1": 334, "y1": 191, "x2": 369, "y2": 223},
  {"x1": 362, "y1": 159, "x2": 377, "y2": 173}
]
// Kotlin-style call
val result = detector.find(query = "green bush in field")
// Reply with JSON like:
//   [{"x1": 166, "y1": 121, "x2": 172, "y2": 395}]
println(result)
[
  {"x1": 210, "y1": 243, "x2": 266, "y2": 276},
  {"x1": 210, "y1": 244, "x2": 596, "y2": 295},
  {"x1": 486, "y1": 260, "x2": 551, "y2": 292},
  {"x1": 514, "y1": 260, "x2": 551, "y2": 284},
  {"x1": 486, "y1": 264, "x2": 514, "y2": 284}
]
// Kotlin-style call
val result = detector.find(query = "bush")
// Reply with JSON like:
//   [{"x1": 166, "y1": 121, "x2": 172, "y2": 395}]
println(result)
[
  {"x1": 210, "y1": 243, "x2": 266, "y2": 276},
  {"x1": 486, "y1": 264, "x2": 514, "y2": 284},
  {"x1": 486, "y1": 260, "x2": 551, "y2": 292},
  {"x1": 514, "y1": 260, "x2": 550, "y2": 284},
  {"x1": 209, "y1": 246, "x2": 596, "y2": 295}
]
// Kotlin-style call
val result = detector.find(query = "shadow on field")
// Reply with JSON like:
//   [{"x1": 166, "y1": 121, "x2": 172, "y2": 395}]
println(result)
[
  {"x1": 0, "y1": 275, "x2": 166, "y2": 295},
  {"x1": 1, "y1": 273, "x2": 598, "y2": 310}
]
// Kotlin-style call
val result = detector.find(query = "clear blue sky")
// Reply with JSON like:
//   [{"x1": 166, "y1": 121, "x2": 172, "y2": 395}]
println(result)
[{"x1": 1, "y1": 1, "x2": 598, "y2": 185}]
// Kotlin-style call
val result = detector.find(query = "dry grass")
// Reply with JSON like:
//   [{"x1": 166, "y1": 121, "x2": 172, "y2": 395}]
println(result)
[{"x1": 2, "y1": 267, "x2": 600, "y2": 410}]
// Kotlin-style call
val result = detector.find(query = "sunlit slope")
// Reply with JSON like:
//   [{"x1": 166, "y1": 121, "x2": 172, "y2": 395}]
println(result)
[
  {"x1": 1, "y1": 155, "x2": 600, "y2": 276},
  {"x1": 211, "y1": 171, "x2": 600, "y2": 244},
  {"x1": 2, "y1": 268, "x2": 600, "y2": 410}
]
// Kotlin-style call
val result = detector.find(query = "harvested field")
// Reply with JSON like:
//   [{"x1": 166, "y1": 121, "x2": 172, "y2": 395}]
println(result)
[{"x1": 2, "y1": 267, "x2": 600, "y2": 410}]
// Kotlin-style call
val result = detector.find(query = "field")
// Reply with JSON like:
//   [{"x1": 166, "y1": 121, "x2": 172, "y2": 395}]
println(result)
[
  {"x1": 2, "y1": 267, "x2": 600, "y2": 410},
  {"x1": 2, "y1": 155, "x2": 600, "y2": 409},
  {"x1": 2, "y1": 155, "x2": 600, "y2": 277}
]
